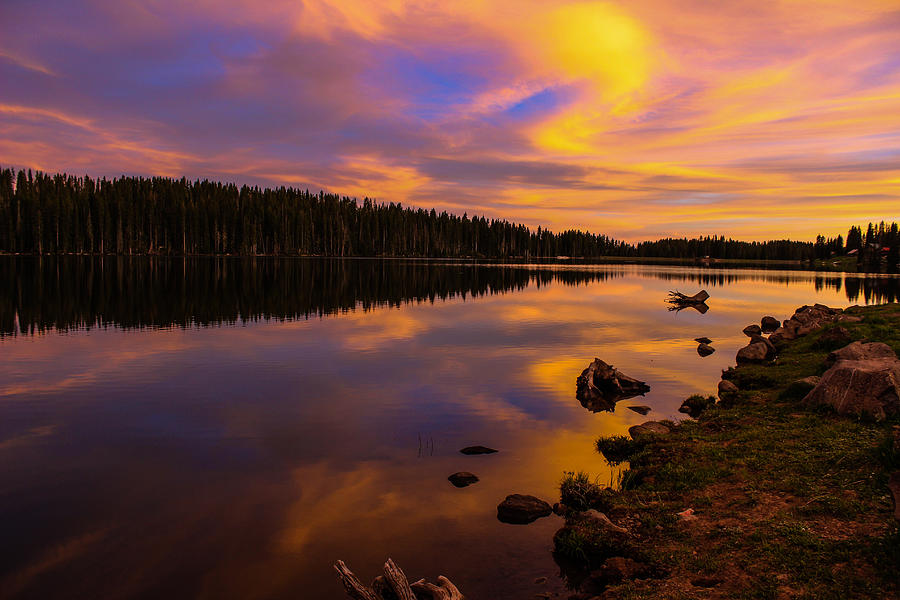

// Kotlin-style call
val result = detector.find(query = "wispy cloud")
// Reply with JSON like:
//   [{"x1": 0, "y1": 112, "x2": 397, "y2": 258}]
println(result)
[{"x1": 1, "y1": 0, "x2": 899, "y2": 240}]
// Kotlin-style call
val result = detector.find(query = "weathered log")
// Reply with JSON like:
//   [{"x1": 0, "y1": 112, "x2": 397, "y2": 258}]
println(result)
[
  {"x1": 335, "y1": 559, "x2": 464, "y2": 600},
  {"x1": 334, "y1": 560, "x2": 379, "y2": 600},
  {"x1": 411, "y1": 576, "x2": 464, "y2": 600},
  {"x1": 576, "y1": 358, "x2": 650, "y2": 412},
  {"x1": 384, "y1": 559, "x2": 417, "y2": 600}
]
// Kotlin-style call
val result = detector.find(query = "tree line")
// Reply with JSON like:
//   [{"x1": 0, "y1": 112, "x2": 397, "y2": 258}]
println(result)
[{"x1": 0, "y1": 167, "x2": 896, "y2": 268}]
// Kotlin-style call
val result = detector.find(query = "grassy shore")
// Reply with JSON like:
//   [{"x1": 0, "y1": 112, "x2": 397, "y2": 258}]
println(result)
[{"x1": 557, "y1": 303, "x2": 900, "y2": 599}]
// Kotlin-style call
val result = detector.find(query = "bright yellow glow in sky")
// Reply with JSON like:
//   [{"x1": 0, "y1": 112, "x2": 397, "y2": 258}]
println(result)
[{"x1": 1, "y1": 0, "x2": 899, "y2": 241}]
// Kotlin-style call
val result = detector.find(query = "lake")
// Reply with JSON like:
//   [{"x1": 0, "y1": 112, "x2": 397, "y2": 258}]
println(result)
[{"x1": 0, "y1": 258, "x2": 897, "y2": 600}]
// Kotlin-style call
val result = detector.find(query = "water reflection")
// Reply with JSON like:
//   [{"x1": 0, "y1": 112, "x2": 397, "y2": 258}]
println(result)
[
  {"x1": 0, "y1": 259, "x2": 897, "y2": 600},
  {"x1": 1, "y1": 258, "x2": 898, "y2": 337}
]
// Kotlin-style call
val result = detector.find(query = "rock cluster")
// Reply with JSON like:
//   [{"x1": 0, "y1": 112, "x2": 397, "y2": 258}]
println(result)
[{"x1": 769, "y1": 304, "x2": 843, "y2": 344}]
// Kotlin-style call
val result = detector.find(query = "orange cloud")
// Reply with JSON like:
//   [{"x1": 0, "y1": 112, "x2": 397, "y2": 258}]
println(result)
[{"x1": 1, "y1": 0, "x2": 899, "y2": 240}]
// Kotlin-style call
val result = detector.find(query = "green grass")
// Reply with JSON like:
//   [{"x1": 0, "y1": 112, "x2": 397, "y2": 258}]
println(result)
[
  {"x1": 596, "y1": 435, "x2": 645, "y2": 465},
  {"x1": 557, "y1": 303, "x2": 900, "y2": 599},
  {"x1": 559, "y1": 470, "x2": 615, "y2": 512}
]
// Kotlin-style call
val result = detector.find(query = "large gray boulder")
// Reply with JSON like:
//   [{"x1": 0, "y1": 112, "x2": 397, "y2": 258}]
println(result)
[
  {"x1": 803, "y1": 342, "x2": 900, "y2": 421},
  {"x1": 827, "y1": 341, "x2": 896, "y2": 364}
]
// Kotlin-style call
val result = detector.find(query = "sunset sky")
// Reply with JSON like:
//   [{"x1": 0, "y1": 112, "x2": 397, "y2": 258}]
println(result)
[{"x1": 2, "y1": 0, "x2": 899, "y2": 241}]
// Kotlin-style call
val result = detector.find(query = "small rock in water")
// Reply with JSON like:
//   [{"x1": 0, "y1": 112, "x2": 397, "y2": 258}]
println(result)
[
  {"x1": 534, "y1": 577, "x2": 547, "y2": 585},
  {"x1": 627, "y1": 405, "x2": 651, "y2": 415},
  {"x1": 497, "y1": 494, "x2": 552, "y2": 524},
  {"x1": 695, "y1": 337, "x2": 713, "y2": 344},
  {"x1": 448, "y1": 472, "x2": 479, "y2": 487},
  {"x1": 742, "y1": 324, "x2": 762, "y2": 336},
  {"x1": 697, "y1": 343, "x2": 715, "y2": 357},
  {"x1": 761, "y1": 316, "x2": 780, "y2": 332},
  {"x1": 459, "y1": 445, "x2": 498, "y2": 455}
]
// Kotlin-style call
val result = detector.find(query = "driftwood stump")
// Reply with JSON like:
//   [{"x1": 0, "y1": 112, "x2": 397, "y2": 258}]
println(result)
[
  {"x1": 666, "y1": 289, "x2": 710, "y2": 312},
  {"x1": 335, "y1": 559, "x2": 463, "y2": 600}
]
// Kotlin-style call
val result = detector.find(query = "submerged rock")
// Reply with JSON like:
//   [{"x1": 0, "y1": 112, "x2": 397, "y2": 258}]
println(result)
[
  {"x1": 804, "y1": 342, "x2": 900, "y2": 420},
  {"x1": 497, "y1": 494, "x2": 552, "y2": 524},
  {"x1": 628, "y1": 421, "x2": 671, "y2": 439},
  {"x1": 576, "y1": 358, "x2": 650, "y2": 412},
  {"x1": 627, "y1": 405, "x2": 651, "y2": 415},
  {"x1": 697, "y1": 343, "x2": 715, "y2": 357},
  {"x1": 459, "y1": 445, "x2": 498, "y2": 455},
  {"x1": 448, "y1": 472, "x2": 479, "y2": 487}
]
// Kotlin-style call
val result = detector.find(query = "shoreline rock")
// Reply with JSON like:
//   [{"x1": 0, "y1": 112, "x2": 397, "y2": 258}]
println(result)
[
  {"x1": 497, "y1": 494, "x2": 553, "y2": 524},
  {"x1": 803, "y1": 341, "x2": 900, "y2": 420},
  {"x1": 628, "y1": 421, "x2": 671, "y2": 439}
]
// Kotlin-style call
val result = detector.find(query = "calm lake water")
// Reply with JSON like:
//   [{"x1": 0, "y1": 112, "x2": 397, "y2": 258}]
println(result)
[{"x1": 0, "y1": 258, "x2": 898, "y2": 600}]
